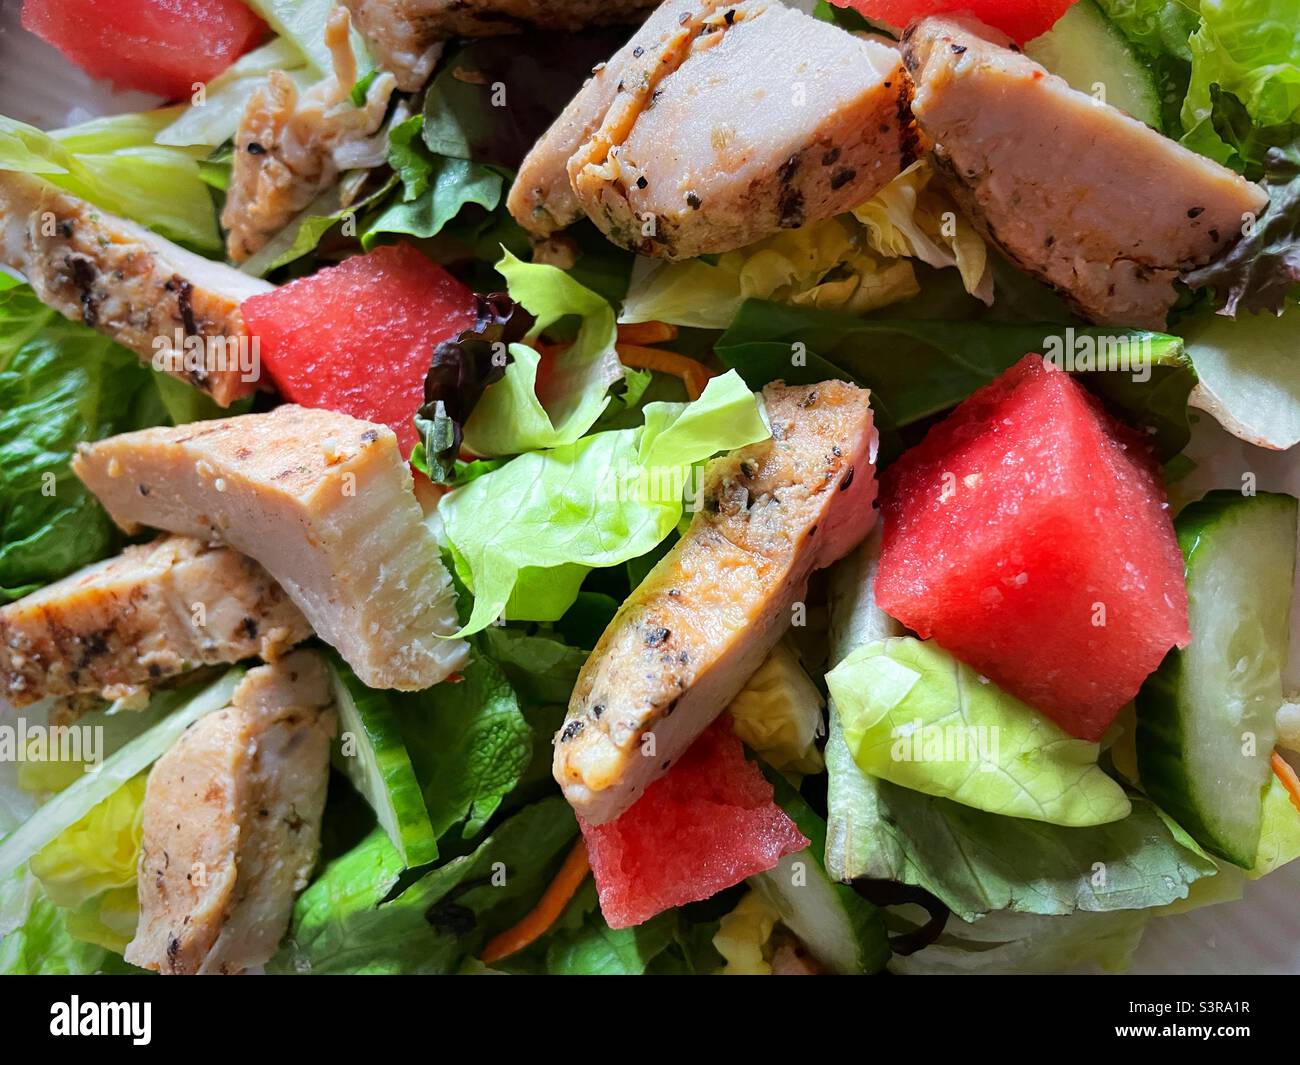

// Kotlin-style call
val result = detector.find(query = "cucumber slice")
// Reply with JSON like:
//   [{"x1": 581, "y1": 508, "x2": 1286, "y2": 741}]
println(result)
[
  {"x1": 1025, "y1": 0, "x2": 1162, "y2": 130},
  {"x1": 1137, "y1": 491, "x2": 1298, "y2": 868},
  {"x1": 330, "y1": 662, "x2": 438, "y2": 868},
  {"x1": 751, "y1": 767, "x2": 890, "y2": 974}
]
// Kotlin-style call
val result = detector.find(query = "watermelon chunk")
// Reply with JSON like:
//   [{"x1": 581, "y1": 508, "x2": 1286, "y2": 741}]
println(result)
[
  {"x1": 580, "y1": 717, "x2": 808, "y2": 929},
  {"x1": 22, "y1": 0, "x2": 267, "y2": 100},
  {"x1": 830, "y1": 0, "x2": 1077, "y2": 43},
  {"x1": 241, "y1": 244, "x2": 478, "y2": 456},
  {"x1": 876, "y1": 354, "x2": 1189, "y2": 741}
]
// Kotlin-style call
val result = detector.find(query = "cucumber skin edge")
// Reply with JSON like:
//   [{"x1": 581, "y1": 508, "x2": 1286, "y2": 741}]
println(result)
[
  {"x1": 1136, "y1": 651, "x2": 1260, "y2": 868},
  {"x1": 1134, "y1": 491, "x2": 1297, "y2": 869}
]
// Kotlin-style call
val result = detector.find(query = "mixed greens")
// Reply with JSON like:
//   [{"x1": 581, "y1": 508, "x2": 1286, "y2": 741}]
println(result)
[{"x1": 1, "y1": 0, "x2": 1299, "y2": 977}]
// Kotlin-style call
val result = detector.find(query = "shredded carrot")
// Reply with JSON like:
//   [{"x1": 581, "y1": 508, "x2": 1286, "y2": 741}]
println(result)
[
  {"x1": 1272, "y1": 751, "x2": 1300, "y2": 814},
  {"x1": 617, "y1": 321, "x2": 679, "y2": 346},
  {"x1": 479, "y1": 838, "x2": 591, "y2": 965},
  {"x1": 616, "y1": 343, "x2": 714, "y2": 400}
]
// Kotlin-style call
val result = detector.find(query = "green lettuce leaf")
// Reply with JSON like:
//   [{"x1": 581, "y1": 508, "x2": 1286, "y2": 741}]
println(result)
[
  {"x1": 244, "y1": 0, "x2": 370, "y2": 77},
  {"x1": 1093, "y1": 0, "x2": 1200, "y2": 60},
  {"x1": 1248, "y1": 771, "x2": 1300, "y2": 878},
  {"x1": 440, "y1": 370, "x2": 769, "y2": 634},
  {"x1": 716, "y1": 299, "x2": 1197, "y2": 461},
  {"x1": 891, "y1": 907, "x2": 1151, "y2": 975},
  {"x1": 0, "y1": 284, "x2": 169, "y2": 601},
  {"x1": 1, "y1": 112, "x2": 219, "y2": 252},
  {"x1": 0, "y1": 878, "x2": 117, "y2": 975},
  {"x1": 822, "y1": 540, "x2": 1217, "y2": 921},
  {"x1": 0, "y1": 672, "x2": 243, "y2": 884},
  {"x1": 269, "y1": 797, "x2": 577, "y2": 974},
  {"x1": 462, "y1": 251, "x2": 623, "y2": 456},
  {"x1": 362, "y1": 115, "x2": 503, "y2": 246},
  {"x1": 828, "y1": 637, "x2": 1132, "y2": 826},
  {"x1": 1181, "y1": 0, "x2": 1300, "y2": 158},
  {"x1": 156, "y1": 38, "x2": 312, "y2": 148}
]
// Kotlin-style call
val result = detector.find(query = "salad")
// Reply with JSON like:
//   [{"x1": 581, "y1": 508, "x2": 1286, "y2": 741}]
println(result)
[{"x1": 0, "y1": 0, "x2": 1298, "y2": 978}]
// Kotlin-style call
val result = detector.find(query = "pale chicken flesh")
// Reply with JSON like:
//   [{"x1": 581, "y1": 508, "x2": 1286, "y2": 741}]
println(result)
[
  {"x1": 344, "y1": 0, "x2": 658, "y2": 91},
  {"x1": 223, "y1": 7, "x2": 396, "y2": 262},
  {"x1": 71, "y1": 405, "x2": 468, "y2": 691},
  {"x1": 124, "y1": 652, "x2": 336, "y2": 975},
  {"x1": 0, "y1": 536, "x2": 310, "y2": 707},
  {"x1": 0, "y1": 171, "x2": 270, "y2": 406},
  {"x1": 901, "y1": 15, "x2": 1269, "y2": 328},
  {"x1": 511, "y1": 0, "x2": 918, "y2": 260},
  {"x1": 554, "y1": 380, "x2": 879, "y2": 824}
]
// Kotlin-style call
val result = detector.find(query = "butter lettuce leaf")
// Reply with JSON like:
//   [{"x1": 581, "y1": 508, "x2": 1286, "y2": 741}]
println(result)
[
  {"x1": 1181, "y1": 0, "x2": 1300, "y2": 159},
  {"x1": 827, "y1": 637, "x2": 1131, "y2": 826},
  {"x1": 0, "y1": 283, "x2": 168, "y2": 601},
  {"x1": 462, "y1": 252, "x2": 624, "y2": 457},
  {"x1": 440, "y1": 370, "x2": 768, "y2": 634}
]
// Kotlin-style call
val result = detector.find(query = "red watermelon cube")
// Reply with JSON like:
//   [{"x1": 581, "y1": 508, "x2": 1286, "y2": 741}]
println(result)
[
  {"x1": 580, "y1": 717, "x2": 808, "y2": 929},
  {"x1": 876, "y1": 354, "x2": 1189, "y2": 742},
  {"x1": 23, "y1": 0, "x2": 267, "y2": 100},
  {"x1": 241, "y1": 243, "x2": 478, "y2": 456},
  {"x1": 830, "y1": 0, "x2": 1077, "y2": 43}
]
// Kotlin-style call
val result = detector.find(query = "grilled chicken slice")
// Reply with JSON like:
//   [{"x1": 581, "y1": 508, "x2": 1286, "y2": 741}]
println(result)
[
  {"x1": 71, "y1": 405, "x2": 468, "y2": 690},
  {"x1": 0, "y1": 170, "x2": 270, "y2": 406},
  {"x1": 223, "y1": 8, "x2": 396, "y2": 262},
  {"x1": 0, "y1": 536, "x2": 310, "y2": 707},
  {"x1": 512, "y1": 0, "x2": 917, "y2": 260},
  {"x1": 344, "y1": 0, "x2": 658, "y2": 91},
  {"x1": 902, "y1": 15, "x2": 1269, "y2": 328},
  {"x1": 554, "y1": 380, "x2": 878, "y2": 824},
  {"x1": 507, "y1": 0, "x2": 711, "y2": 237},
  {"x1": 125, "y1": 652, "x2": 336, "y2": 975}
]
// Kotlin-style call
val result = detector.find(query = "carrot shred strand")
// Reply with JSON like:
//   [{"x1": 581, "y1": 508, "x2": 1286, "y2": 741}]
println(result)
[
  {"x1": 617, "y1": 321, "x2": 679, "y2": 346},
  {"x1": 478, "y1": 838, "x2": 591, "y2": 965},
  {"x1": 615, "y1": 343, "x2": 714, "y2": 401},
  {"x1": 1272, "y1": 751, "x2": 1300, "y2": 814}
]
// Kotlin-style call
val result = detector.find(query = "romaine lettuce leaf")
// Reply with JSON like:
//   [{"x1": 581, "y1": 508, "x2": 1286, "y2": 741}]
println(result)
[
  {"x1": 244, "y1": 0, "x2": 370, "y2": 77},
  {"x1": 29, "y1": 775, "x2": 145, "y2": 911},
  {"x1": 621, "y1": 217, "x2": 921, "y2": 329},
  {"x1": 0, "y1": 881, "x2": 118, "y2": 975},
  {"x1": 1, "y1": 112, "x2": 219, "y2": 252},
  {"x1": 440, "y1": 370, "x2": 769, "y2": 634},
  {"x1": 0, "y1": 672, "x2": 242, "y2": 884},
  {"x1": 157, "y1": 38, "x2": 312, "y2": 148},
  {"x1": 727, "y1": 642, "x2": 826, "y2": 774},
  {"x1": 0, "y1": 284, "x2": 168, "y2": 601},
  {"x1": 462, "y1": 252, "x2": 624, "y2": 457},
  {"x1": 828, "y1": 637, "x2": 1132, "y2": 826}
]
